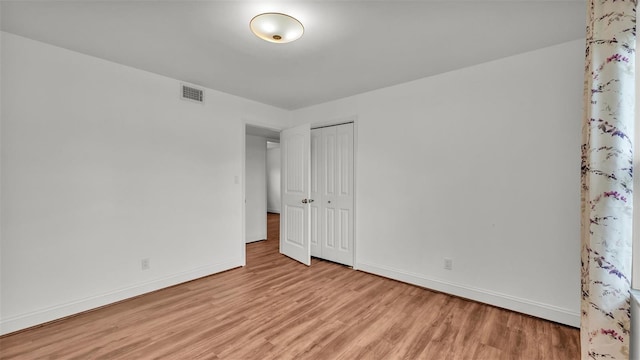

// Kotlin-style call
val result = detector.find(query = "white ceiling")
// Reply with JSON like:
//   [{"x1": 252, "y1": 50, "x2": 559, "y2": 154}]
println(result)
[{"x1": 0, "y1": 1, "x2": 586, "y2": 110}]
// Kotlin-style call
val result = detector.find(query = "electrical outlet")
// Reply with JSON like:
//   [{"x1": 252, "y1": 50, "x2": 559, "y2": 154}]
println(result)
[
  {"x1": 141, "y1": 258, "x2": 150, "y2": 270},
  {"x1": 444, "y1": 258, "x2": 453, "y2": 270}
]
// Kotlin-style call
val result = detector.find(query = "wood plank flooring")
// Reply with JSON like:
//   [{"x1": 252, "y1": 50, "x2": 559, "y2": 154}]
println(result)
[{"x1": 0, "y1": 213, "x2": 579, "y2": 359}]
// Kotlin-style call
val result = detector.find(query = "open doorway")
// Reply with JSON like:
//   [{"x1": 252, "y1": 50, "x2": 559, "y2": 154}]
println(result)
[{"x1": 245, "y1": 124, "x2": 280, "y2": 247}]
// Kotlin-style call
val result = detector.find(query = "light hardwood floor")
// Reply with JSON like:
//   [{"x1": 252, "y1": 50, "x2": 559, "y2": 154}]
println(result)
[{"x1": 0, "y1": 213, "x2": 579, "y2": 359}]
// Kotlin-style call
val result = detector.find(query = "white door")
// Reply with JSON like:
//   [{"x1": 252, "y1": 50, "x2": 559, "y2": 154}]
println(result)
[
  {"x1": 310, "y1": 129, "x2": 322, "y2": 257},
  {"x1": 280, "y1": 124, "x2": 311, "y2": 266},
  {"x1": 308, "y1": 123, "x2": 355, "y2": 266},
  {"x1": 321, "y1": 124, "x2": 354, "y2": 266}
]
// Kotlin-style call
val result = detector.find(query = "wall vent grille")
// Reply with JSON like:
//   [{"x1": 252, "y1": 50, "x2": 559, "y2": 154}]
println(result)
[{"x1": 181, "y1": 84, "x2": 204, "y2": 103}]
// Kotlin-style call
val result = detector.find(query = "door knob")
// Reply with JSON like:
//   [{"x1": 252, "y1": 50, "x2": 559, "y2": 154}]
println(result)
[{"x1": 301, "y1": 199, "x2": 315, "y2": 204}]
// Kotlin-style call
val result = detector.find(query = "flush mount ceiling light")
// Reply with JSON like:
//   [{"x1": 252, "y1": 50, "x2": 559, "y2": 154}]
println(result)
[{"x1": 250, "y1": 13, "x2": 304, "y2": 44}]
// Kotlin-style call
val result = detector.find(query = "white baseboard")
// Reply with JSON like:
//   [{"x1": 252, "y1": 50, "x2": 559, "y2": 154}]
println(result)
[
  {"x1": 246, "y1": 231, "x2": 267, "y2": 243},
  {"x1": 0, "y1": 260, "x2": 242, "y2": 335},
  {"x1": 267, "y1": 209, "x2": 280, "y2": 214},
  {"x1": 355, "y1": 261, "x2": 580, "y2": 328}
]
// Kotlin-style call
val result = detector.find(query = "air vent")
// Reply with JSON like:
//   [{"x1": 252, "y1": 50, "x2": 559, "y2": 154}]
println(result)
[{"x1": 181, "y1": 84, "x2": 204, "y2": 103}]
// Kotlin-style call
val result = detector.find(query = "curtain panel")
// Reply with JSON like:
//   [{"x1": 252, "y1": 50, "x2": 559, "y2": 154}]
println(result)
[{"x1": 581, "y1": 0, "x2": 636, "y2": 359}]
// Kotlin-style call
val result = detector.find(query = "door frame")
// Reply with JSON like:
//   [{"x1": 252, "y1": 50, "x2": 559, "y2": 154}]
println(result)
[
  {"x1": 241, "y1": 120, "x2": 283, "y2": 267},
  {"x1": 307, "y1": 115, "x2": 359, "y2": 269}
]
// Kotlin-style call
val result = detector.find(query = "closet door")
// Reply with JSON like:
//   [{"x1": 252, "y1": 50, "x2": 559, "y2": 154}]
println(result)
[
  {"x1": 279, "y1": 124, "x2": 311, "y2": 266},
  {"x1": 321, "y1": 123, "x2": 354, "y2": 266}
]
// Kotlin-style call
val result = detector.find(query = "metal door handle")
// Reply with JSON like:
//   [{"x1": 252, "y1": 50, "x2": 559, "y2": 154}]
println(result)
[{"x1": 301, "y1": 199, "x2": 315, "y2": 204}]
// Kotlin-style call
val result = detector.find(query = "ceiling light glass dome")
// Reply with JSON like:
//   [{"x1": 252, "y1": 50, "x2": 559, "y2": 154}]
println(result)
[{"x1": 250, "y1": 13, "x2": 304, "y2": 44}]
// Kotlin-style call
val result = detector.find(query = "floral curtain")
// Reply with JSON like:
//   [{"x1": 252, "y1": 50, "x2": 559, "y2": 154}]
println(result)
[{"x1": 581, "y1": 0, "x2": 636, "y2": 358}]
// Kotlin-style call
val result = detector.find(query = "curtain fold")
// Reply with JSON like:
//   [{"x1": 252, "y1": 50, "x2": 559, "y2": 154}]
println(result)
[{"x1": 581, "y1": 0, "x2": 636, "y2": 359}]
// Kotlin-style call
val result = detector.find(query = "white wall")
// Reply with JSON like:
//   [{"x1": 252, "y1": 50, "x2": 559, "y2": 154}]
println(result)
[
  {"x1": 0, "y1": 32, "x2": 288, "y2": 334},
  {"x1": 291, "y1": 40, "x2": 584, "y2": 327},
  {"x1": 266, "y1": 144, "x2": 281, "y2": 213},
  {"x1": 0, "y1": 31, "x2": 585, "y2": 333},
  {"x1": 245, "y1": 135, "x2": 267, "y2": 242}
]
